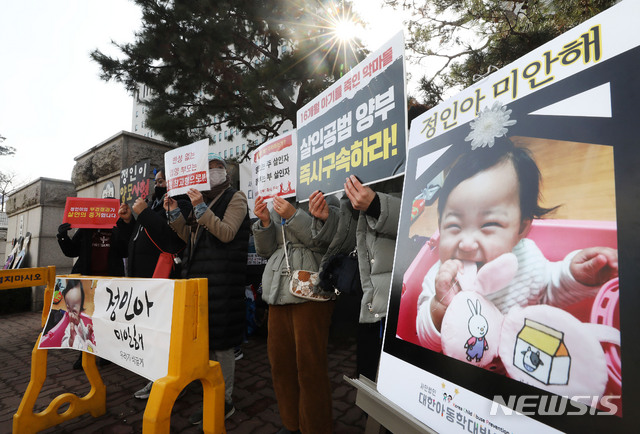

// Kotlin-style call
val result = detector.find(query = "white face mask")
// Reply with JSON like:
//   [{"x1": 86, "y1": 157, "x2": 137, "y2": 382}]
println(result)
[{"x1": 209, "y1": 168, "x2": 227, "y2": 187}]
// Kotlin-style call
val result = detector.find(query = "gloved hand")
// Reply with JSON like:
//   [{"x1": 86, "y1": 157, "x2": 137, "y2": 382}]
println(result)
[{"x1": 58, "y1": 223, "x2": 71, "y2": 237}]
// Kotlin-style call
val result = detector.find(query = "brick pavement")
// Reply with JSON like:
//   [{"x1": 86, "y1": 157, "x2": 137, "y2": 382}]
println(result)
[{"x1": 0, "y1": 310, "x2": 368, "y2": 433}]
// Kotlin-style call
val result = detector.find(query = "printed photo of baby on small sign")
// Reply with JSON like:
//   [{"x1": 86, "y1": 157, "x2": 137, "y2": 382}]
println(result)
[{"x1": 40, "y1": 278, "x2": 98, "y2": 353}]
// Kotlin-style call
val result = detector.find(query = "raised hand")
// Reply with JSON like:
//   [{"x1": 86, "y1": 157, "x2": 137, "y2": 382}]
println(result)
[
  {"x1": 344, "y1": 175, "x2": 376, "y2": 211},
  {"x1": 273, "y1": 195, "x2": 296, "y2": 220},
  {"x1": 132, "y1": 197, "x2": 148, "y2": 215},
  {"x1": 118, "y1": 203, "x2": 132, "y2": 223},
  {"x1": 308, "y1": 190, "x2": 329, "y2": 221},
  {"x1": 254, "y1": 196, "x2": 271, "y2": 227},
  {"x1": 186, "y1": 188, "x2": 204, "y2": 206}
]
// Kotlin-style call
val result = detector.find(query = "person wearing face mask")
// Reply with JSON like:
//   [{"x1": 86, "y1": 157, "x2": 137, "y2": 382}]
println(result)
[
  {"x1": 117, "y1": 168, "x2": 191, "y2": 279},
  {"x1": 164, "y1": 153, "x2": 250, "y2": 425},
  {"x1": 117, "y1": 168, "x2": 192, "y2": 400}
]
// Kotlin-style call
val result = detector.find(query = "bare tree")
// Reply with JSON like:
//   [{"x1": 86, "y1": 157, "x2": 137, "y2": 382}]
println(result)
[{"x1": 0, "y1": 171, "x2": 17, "y2": 212}]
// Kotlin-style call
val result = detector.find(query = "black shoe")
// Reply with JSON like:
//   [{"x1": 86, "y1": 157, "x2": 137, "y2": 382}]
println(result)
[
  {"x1": 276, "y1": 428, "x2": 301, "y2": 434},
  {"x1": 234, "y1": 347, "x2": 243, "y2": 360},
  {"x1": 190, "y1": 401, "x2": 235, "y2": 425},
  {"x1": 225, "y1": 401, "x2": 236, "y2": 419},
  {"x1": 188, "y1": 407, "x2": 202, "y2": 425},
  {"x1": 73, "y1": 354, "x2": 82, "y2": 370},
  {"x1": 97, "y1": 357, "x2": 112, "y2": 367}
]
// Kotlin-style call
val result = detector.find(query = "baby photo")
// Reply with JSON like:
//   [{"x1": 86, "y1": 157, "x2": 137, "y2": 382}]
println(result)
[
  {"x1": 398, "y1": 103, "x2": 620, "y2": 414},
  {"x1": 40, "y1": 278, "x2": 97, "y2": 353}
]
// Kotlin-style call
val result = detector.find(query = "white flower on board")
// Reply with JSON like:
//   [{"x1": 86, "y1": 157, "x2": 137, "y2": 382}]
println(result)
[{"x1": 465, "y1": 101, "x2": 517, "y2": 150}]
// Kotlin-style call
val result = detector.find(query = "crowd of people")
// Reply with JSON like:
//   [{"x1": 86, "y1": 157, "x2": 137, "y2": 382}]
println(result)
[
  {"x1": 55, "y1": 152, "x2": 400, "y2": 434},
  {"x1": 53, "y1": 103, "x2": 435, "y2": 432}
]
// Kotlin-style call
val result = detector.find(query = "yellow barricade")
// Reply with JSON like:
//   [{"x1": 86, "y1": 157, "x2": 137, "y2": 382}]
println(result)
[{"x1": 6, "y1": 270, "x2": 225, "y2": 434}]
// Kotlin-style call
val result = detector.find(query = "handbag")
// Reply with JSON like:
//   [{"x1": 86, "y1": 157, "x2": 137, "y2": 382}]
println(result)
[
  {"x1": 319, "y1": 249, "x2": 362, "y2": 296},
  {"x1": 144, "y1": 228, "x2": 181, "y2": 279},
  {"x1": 152, "y1": 252, "x2": 175, "y2": 278},
  {"x1": 281, "y1": 224, "x2": 333, "y2": 302}
]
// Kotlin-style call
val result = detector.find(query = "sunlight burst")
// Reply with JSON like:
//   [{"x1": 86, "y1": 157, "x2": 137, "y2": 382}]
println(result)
[
  {"x1": 334, "y1": 17, "x2": 358, "y2": 42},
  {"x1": 277, "y1": 1, "x2": 365, "y2": 77}
]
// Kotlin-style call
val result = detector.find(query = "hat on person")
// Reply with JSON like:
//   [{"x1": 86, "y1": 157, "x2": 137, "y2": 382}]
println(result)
[{"x1": 208, "y1": 152, "x2": 226, "y2": 167}]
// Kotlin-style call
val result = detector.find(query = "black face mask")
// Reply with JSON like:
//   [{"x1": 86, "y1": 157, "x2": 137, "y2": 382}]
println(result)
[{"x1": 153, "y1": 186, "x2": 167, "y2": 198}]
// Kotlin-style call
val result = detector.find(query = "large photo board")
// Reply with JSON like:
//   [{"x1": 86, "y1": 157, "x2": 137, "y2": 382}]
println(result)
[
  {"x1": 378, "y1": 1, "x2": 638, "y2": 432},
  {"x1": 295, "y1": 32, "x2": 407, "y2": 200}
]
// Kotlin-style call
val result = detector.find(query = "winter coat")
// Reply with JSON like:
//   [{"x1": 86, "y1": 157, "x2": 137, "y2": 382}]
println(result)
[
  {"x1": 57, "y1": 227, "x2": 127, "y2": 276},
  {"x1": 117, "y1": 196, "x2": 191, "y2": 278},
  {"x1": 313, "y1": 192, "x2": 400, "y2": 323},
  {"x1": 253, "y1": 204, "x2": 329, "y2": 306},
  {"x1": 170, "y1": 187, "x2": 250, "y2": 351}
]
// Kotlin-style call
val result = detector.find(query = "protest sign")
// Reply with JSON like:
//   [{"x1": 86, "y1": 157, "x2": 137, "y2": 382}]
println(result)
[
  {"x1": 378, "y1": 2, "x2": 637, "y2": 432},
  {"x1": 120, "y1": 159, "x2": 151, "y2": 207},
  {"x1": 239, "y1": 160, "x2": 256, "y2": 219},
  {"x1": 39, "y1": 277, "x2": 174, "y2": 382},
  {"x1": 164, "y1": 138, "x2": 209, "y2": 196},
  {"x1": 250, "y1": 131, "x2": 297, "y2": 201},
  {"x1": 295, "y1": 32, "x2": 406, "y2": 200},
  {"x1": 62, "y1": 198, "x2": 120, "y2": 229}
]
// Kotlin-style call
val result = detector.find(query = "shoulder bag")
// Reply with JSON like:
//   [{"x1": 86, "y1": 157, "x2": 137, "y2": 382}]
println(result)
[
  {"x1": 144, "y1": 228, "x2": 182, "y2": 279},
  {"x1": 282, "y1": 224, "x2": 333, "y2": 302}
]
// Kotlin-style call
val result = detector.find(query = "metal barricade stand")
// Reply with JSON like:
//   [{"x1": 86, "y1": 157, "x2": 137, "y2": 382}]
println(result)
[{"x1": 7, "y1": 270, "x2": 225, "y2": 434}]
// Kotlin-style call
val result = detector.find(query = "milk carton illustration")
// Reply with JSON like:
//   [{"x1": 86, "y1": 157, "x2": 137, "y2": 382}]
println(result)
[{"x1": 513, "y1": 318, "x2": 571, "y2": 385}]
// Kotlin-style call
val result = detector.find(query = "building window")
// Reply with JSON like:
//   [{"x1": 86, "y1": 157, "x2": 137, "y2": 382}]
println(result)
[
  {"x1": 224, "y1": 150, "x2": 228, "y2": 158},
  {"x1": 224, "y1": 131, "x2": 228, "y2": 138},
  {"x1": 236, "y1": 146, "x2": 239, "y2": 154},
  {"x1": 242, "y1": 144, "x2": 246, "y2": 152}
]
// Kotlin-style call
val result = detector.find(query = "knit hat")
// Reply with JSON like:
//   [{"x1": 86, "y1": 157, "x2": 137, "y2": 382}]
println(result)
[{"x1": 208, "y1": 152, "x2": 226, "y2": 167}]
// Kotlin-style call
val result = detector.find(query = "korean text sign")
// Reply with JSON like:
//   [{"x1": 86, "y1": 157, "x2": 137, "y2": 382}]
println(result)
[
  {"x1": 378, "y1": 2, "x2": 638, "y2": 433},
  {"x1": 250, "y1": 131, "x2": 297, "y2": 201},
  {"x1": 39, "y1": 277, "x2": 174, "y2": 382},
  {"x1": 295, "y1": 31, "x2": 407, "y2": 200},
  {"x1": 63, "y1": 198, "x2": 120, "y2": 229},
  {"x1": 120, "y1": 159, "x2": 151, "y2": 207},
  {"x1": 164, "y1": 138, "x2": 209, "y2": 196}
]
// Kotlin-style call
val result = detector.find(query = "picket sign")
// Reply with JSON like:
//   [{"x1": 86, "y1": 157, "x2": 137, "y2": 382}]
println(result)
[{"x1": 7, "y1": 269, "x2": 226, "y2": 434}]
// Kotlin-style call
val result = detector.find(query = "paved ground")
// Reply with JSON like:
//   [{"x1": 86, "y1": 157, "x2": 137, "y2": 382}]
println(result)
[{"x1": 0, "y1": 307, "x2": 368, "y2": 433}]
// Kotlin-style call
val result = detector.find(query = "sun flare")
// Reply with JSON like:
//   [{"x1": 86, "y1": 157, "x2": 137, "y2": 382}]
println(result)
[{"x1": 334, "y1": 17, "x2": 358, "y2": 42}]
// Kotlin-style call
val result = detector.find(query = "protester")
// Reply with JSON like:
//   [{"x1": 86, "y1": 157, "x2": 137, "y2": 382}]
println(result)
[
  {"x1": 253, "y1": 194, "x2": 335, "y2": 434},
  {"x1": 309, "y1": 175, "x2": 401, "y2": 382},
  {"x1": 309, "y1": 103, "x2": 428, "y2": 381},
  {"x1": 57, "y1": 225, "x2": 127, "y2": 277},
  {"x1": 165, "y1": 153, "x2": 250, "y2": 424},
  {"x1": 57, "y1": 211, "x2": 128, "y2": 369},
  {"x1": 117, "y1": 167, "x2": 191, "y2": 399},
  {"x1": 117, "y1": 168, "x2": 191, "y2": 278}
]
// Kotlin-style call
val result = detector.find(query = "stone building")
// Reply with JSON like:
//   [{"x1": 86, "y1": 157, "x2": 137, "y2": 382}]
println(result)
[{"x1": 3, "y1": 131, "x2": 176, "y2": 312}]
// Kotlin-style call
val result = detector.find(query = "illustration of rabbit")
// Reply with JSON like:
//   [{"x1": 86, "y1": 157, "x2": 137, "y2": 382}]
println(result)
[{"x1": 464, "y1": 298, "x2": 489, "y2": 362}]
